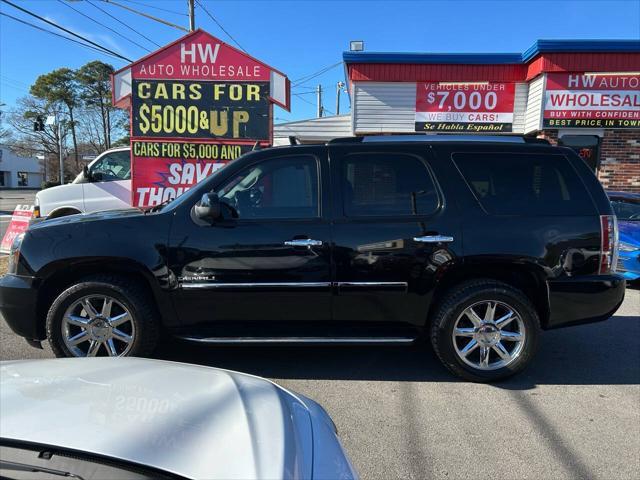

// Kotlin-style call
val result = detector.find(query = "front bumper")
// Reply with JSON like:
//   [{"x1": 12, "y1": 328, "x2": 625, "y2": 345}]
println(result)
[
  {"x1": 547, "y1": 274, "x2": 626, "y2": 329},
  {"x1": 0, "y1": 274, "x2": 43, "y2": 340}
]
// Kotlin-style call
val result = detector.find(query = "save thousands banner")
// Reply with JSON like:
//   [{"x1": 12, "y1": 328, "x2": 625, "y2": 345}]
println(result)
[
  {"x1": 543, "y1": 73, "x2": 640, "y2": 129},
  {"x1": 415, "y1": 82, "x2": 515, "y2": 133},
  {"x1": 112, "y1": 29, "x2": 290, "y2": 207}
]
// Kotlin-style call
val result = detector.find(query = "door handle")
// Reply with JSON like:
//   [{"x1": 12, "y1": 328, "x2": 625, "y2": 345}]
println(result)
[
  {"x1": 284, "y1": 239, "x2": 323, "y2": 247},
  {"x1": 413, "y1": 235, "x2": 454, "y2": 243}
]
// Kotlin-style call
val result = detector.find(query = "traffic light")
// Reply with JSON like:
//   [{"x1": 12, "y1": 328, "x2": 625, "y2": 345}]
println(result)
[{"x1": 33, "y1": 116, "x2": 45, "y2": 132}]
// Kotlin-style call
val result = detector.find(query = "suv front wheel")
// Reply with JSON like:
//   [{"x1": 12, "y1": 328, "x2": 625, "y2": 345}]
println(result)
[
  {"x1": 430, "y1": 280, "x2": 540, "y2": 382},
  {"x1": 46, "y1": 275, "x2": 159, "y2": 358}
]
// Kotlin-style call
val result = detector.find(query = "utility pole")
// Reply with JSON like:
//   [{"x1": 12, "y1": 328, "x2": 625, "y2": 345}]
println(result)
[
  {"x1": 57, "y1": 115, "x2": 64, "y2": 185},
  {"x1": 336, "y1": 81, "x2": 345, "y2": 116},
  {"x1": 316, "y1": 84, "x2": 323, "y2": 118},
  {"x1": 44, "y1": 114, "x2": 64, "y2": 184},
  {"x1": 188, "y1": 0, "x2": 195, "y2": 31}
]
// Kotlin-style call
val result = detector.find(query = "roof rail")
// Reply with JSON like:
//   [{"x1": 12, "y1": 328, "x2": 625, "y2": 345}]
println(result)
[
  {"x1": 327, "y1": 135, "x2": 550, "y2": 145},
  {"x1": 327, "y1": 137, "x2": 364, "y2": 144}
]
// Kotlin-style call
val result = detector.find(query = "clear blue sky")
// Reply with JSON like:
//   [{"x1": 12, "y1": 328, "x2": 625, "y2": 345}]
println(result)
[{"x1": 1, "y1": 0, "x2": 639, "y2": 123}]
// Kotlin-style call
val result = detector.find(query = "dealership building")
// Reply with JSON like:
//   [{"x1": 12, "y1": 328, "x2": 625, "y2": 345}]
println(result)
[{"x1": 276, "y1": 40, "x2": 640, "y2": 192}]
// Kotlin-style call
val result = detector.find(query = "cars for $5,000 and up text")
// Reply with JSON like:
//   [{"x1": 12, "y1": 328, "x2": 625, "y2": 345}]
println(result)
[{"x1": 133, "y1": 80, "x2": 270, "y2": 141}]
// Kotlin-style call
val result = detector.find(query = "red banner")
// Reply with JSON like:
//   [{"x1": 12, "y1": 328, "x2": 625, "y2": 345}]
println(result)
[
  {"x1": 543, "y1": 73, "x2": 640, "y2": 128},
  {"x1": 1, "y1": 205, "x2": 33, "y2": 254},
  {"x1": 415, "y1": 82, "x2": 515, "y2": 132},
  {"x1": 131, "y1": 141, "x2": 252, "y2": 207}
]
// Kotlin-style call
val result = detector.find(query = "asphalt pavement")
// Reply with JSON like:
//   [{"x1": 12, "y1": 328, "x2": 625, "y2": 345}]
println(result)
[
  {"x1": 0, "y1": 189, "x2": 38, "y2": 215},
  {"x1": 1, "y1": 288, "x2": 639, "y2": 479}
]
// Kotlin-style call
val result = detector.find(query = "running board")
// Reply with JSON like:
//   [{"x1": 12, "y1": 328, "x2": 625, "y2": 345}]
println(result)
[{"x1": 177, "y1": 336, "x2": 417, "y2": 345}]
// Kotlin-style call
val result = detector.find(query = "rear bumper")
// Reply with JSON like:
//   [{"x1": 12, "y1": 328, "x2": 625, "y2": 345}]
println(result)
[
  {"x1": 0, "y1": 274, "x2": 43, "y2": 340},
  {"x1": 547, "y1": 274, "x2": 626, "y2": 329}
]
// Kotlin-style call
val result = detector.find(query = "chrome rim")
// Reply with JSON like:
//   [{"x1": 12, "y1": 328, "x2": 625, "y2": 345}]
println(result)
[
  {"x1": 62, "y1": 295, "x2": 135, "y2": 357},
  {"x1": 452, "y1": 300, "x2": 526, "y2": 371}
]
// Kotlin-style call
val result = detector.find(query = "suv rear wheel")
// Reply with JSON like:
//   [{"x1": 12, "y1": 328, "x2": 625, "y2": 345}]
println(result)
[
  {"x1": 46, "y1": 275, "x2": 159, "y2": 358},
  {"x1": 430, "y1": 280, "x2": 540, "y2": 382}
]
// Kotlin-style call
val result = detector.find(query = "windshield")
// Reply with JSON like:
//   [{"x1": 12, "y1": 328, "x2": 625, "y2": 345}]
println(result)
[
  {"x1": 159, "y1": 150, "x2": 263, "y2": 213},
  {"x1": 0, "y1": 442, "x2": 177, "y2": 480},
  {"x1": 158, "y1": 159, "x2": 233, "y2": 212},
  {"x1": 610, "y1": 198, "x2": 640, "y2": 221}
]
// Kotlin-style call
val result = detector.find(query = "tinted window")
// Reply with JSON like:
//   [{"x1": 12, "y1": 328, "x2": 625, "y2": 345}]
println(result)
[
  {"x1": 341, "y1": 153, "x2": 438, "y2": 216},
  {"x1": 453, "y1": 152, "x2": 594, "y2": 215},
  {"x1": 90, "y1": 150, "x2": 131, "y2": 181},
  {"x1": 219, "y1": 155, "x2": 318, "y2": 219}
]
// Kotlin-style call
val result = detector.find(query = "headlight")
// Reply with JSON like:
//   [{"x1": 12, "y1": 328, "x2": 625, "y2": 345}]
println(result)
[
  {"x1": 619, "y1": 241, "x2": 639, "y2": 253},
  {"x1": 7, "y1": 233, "x2": 24, "y2": 275}
]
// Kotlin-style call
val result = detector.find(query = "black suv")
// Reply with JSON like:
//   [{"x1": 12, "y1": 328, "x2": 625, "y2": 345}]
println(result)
[{"x1": 0, "y1": 136, "x2": 625, "y2": 381}]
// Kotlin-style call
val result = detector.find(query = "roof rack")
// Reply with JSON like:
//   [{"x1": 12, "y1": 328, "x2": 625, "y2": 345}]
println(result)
[{"x1": 328, "y1": 135, "x2": 549, "y2": 145}]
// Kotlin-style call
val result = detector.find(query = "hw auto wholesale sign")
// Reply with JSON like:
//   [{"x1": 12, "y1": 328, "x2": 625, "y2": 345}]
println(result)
[
  {"x1": 543, "y1": 73, "x2": 640, "y2": 129},
  {"x1": 112, "y1": 29, "x2": 290, "y2": 207},
  {"x1": 415, "y1": 82, "x2": 516, "y2": 132}
]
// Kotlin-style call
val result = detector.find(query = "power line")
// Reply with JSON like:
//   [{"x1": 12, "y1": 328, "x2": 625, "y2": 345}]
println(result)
[
  {"x1": 294, "y1": 94, "x2": 317, "y2": 108},
  {"x1": 1, "y1": 82, "x2": 29, "y2": 94},
  {"x1": 100, "y1": 0, "x2": 189, "y2": 32},
  {"x1": 86, "y1": 0, "x2": 162, "y2": 48},
  {"x1": 1, "y1": 74, "x2": 31, "y2": 93},
  {"x1": 57, "y1": 0, "x2": 152, "y2": 53},
  {"x1": 1, "y1": 0, "x2": 132, "y2": 61},
  {"x1": 196, "y1": 0, "x2": 247, "y2": 52},
  {"x1": 0, "y1": 74, "x2": 31, "y2": 89},
  {"x1": 300, "y1": 91, "x2": 334, "y2": 115},
  {"x1": 0, "y1": 11, "x2": 129, "y2": 62},
  {"x1": 292, "y1": 84, "x2": 331, "y2": 92},
  {"x1": 292, "y1": 61, "x2": 343, "y2": 87},
  {"x1": 122, "y1": 0, "x2": 188, "y2": 17}
]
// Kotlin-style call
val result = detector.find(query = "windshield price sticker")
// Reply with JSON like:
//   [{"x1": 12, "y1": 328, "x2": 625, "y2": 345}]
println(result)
[
  {"x1": 543, "y1": 73, "x2": 640, "y2": 129},
  {"x1": 131, "y1": 140, "x2": 251, "y2": 207},
  {"x1": 132, "y1": 80, "x2": 270, "y2": 140},
  {"x1": 415, "y1": 82, "x2": 515, "y2": 132}
]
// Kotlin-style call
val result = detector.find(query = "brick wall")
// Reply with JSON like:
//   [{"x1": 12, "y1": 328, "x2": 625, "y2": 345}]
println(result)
[
  {"x1": 598, "y1": 130, "x2": 640, "y2": 193},
  {"x1": 537, "y1": 130, "x2": 640, "y2": 193}
]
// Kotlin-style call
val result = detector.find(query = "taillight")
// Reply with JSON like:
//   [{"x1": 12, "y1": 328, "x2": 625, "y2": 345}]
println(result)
[{"x1": 599, "y1": 215, "x2": 619, "y2": 274}]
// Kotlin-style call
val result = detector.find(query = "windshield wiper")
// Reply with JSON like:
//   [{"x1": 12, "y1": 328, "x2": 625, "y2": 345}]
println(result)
[
  {"x1": 145, "y1": 198, "x2": 173, "y2": 214},
  {"x1": 1, "y1": 460, "x2": 85, "y2": 480}
]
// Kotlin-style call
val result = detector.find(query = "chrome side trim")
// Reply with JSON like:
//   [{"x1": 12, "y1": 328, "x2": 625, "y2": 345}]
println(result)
[
  {"x1": 414, "y1": 235, "x2": 454, "y2": 243},
  {"x1": 337, "y1": 282, "x2": 408, "y2": 287},
  {"x1": 181, "y1": 282, "x2": 331, "y2": 289},
  {"x1": 284, "y1": 239, "x2": 323, "y2": 247},
  {"x1": 181, "y1": 281, "x2": 408, "y2": 290},
  {"x1": 178, "y1": 336, "x2": 417, "y2": 345}
]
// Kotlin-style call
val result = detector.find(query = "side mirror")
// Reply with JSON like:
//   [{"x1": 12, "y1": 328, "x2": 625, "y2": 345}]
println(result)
[
  {"x1": 194, "y1": 192, "x2": 222, "y2": 222},
  {"x1": 83, "y1": 165, "x2": 92, "y2": 181}
]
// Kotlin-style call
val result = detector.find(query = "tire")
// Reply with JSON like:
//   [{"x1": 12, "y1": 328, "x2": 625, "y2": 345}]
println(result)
[
  {"x1": 430, "y1": 279, "x2": 540, "y2": 382},
  {"x1": 46, "y1": 275, "x2": 159, "y2": 358}
]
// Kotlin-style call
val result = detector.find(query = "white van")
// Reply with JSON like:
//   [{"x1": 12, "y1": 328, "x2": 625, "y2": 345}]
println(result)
[{"x1": 34, "y1": 147, "x2": 132, "y2": 219}]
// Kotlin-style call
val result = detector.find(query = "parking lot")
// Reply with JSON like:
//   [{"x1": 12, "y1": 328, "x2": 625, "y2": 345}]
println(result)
[{"x1": 1, "y1": 287, "x2": 638, "y2": 479}]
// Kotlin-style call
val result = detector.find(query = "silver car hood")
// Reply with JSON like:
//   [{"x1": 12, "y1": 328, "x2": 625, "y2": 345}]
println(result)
[{"x1": 0, "y1": 358, "x2": 355, "y2": 479}]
